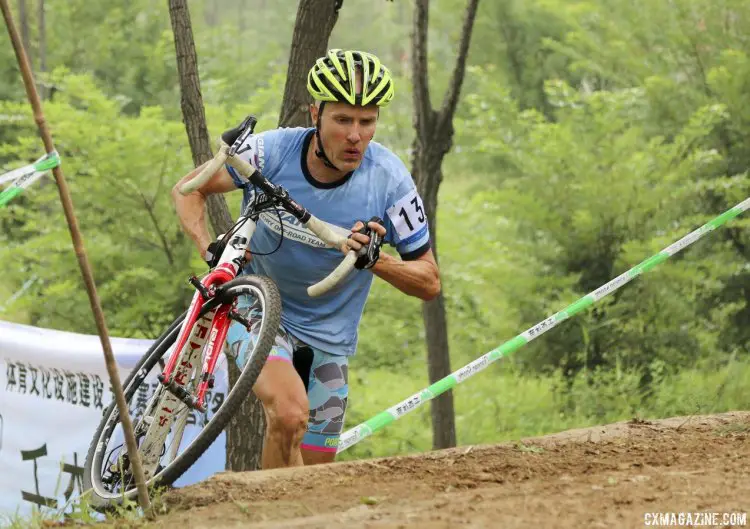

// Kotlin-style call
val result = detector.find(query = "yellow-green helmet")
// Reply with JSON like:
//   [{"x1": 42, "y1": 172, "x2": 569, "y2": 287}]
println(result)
[{"x1": 307, "y1": 49, "x2": 395, "y2": 107}]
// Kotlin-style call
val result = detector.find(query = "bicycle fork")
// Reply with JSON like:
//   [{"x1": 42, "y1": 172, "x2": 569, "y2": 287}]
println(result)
[{"x1": 135, "y1": 308, "x2": 216, "y2": 479}]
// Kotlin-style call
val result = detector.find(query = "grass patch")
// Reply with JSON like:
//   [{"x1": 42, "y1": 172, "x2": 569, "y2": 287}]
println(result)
[
  {"x1": 1, "y1": 481, "x2": 170, "y2": 529},
  {"x1": 714, "y1": 422, "x2": 750, "y2": 437},
  {"x1": 515, "y1": 442, "x2": 544, "y2": 454}
]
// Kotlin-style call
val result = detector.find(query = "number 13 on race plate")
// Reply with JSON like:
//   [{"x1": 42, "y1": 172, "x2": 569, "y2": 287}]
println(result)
[{"x1": 387, "y1": 189, "x2": 427, "y2": 240}]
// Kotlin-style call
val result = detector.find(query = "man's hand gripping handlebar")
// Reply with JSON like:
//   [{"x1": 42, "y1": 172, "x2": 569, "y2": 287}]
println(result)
[{"x1": 177, "y1": 120, "x2": 358, "y2": 298}]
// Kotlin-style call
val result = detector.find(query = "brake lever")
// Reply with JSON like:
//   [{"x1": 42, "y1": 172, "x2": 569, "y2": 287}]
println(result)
[{"x1": 223, "y1": 115, "x2": 258, "y2": 155}]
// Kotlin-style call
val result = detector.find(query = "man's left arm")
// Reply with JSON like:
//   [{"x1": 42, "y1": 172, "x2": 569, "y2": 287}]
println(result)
[{"x1": 370, "y1": 247, "x2": 441, "y2": 301}]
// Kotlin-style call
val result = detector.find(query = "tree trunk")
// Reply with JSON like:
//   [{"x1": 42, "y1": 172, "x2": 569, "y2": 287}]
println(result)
[
  {"x1": 224, "y1": 356, "x2": 264, "y2": 470},
  {"x1": 410, "y1": 0, "x2": 480, "y2": 450},
  {"x1": 168, "y1": 0, "x2": 266, "y2": 472},
  {"x1": 414, "y1": 147, "x2": 456, "y2": 448},
  {"x1": 167, "y1": 0, "x2": 233, "y2": 236},
  {"x1": 37, "y1": 0, "x2": 45, "y2": 99},
  {"x1": 18, "y1": 0, "x2": 31, "y2": 69},
  {"x1": 411, "y1": 129, "x2": 457, "y2": 449},
  {"x1": 277, "y1": 0, "x2": 343, "y2": 128}
]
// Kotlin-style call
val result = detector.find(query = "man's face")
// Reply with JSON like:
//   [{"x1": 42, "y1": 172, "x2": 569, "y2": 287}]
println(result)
[{"x1": 313, "y1": 101, "x2": 379, "y2": 172}]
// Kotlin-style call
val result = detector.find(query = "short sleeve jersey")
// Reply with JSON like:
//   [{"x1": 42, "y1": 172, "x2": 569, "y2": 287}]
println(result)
[{"x1": 226, "y1": 127, "x2": 431, "y2": 356}]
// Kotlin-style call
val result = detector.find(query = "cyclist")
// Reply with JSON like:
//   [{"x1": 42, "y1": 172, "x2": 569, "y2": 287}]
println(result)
[{"x1": 172, "y1": 49, "x2": 440, "y2": 469}]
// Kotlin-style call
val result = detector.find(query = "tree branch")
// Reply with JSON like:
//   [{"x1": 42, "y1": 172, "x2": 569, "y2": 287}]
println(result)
[
  {"x1": 411, "y1": 0, "x2": 433, "y2": 137},
  {"x1": 135, "y1": 189, "x2": 175, "y2": 267},
  {"x1": 438, "y1": 0, "x2": 480, "y2": 129},
  {"x1": 83, "y1": 202, "x2": 173, "y2": 257},
  {"x1": 149, "y1": 144, "x2": 176, "y2": 210}
]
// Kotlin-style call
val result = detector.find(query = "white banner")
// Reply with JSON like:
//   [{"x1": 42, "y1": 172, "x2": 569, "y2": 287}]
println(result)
[{"x1": 0, "y1": 320, "x2": 227, "y2": 518}]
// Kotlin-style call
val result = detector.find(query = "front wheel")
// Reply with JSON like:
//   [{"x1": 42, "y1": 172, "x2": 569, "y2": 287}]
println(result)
[{"x1": 82, "y1": 275, "x2": 281, "y2": 511}]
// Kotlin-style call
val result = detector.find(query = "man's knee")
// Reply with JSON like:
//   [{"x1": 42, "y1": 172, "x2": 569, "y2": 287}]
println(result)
[
  {"x1": 253, "y1": 359, "x2": 310, "y2": 443},
  {"x1": 264, "y1": 395, "x2": 309, "y2": 441}
]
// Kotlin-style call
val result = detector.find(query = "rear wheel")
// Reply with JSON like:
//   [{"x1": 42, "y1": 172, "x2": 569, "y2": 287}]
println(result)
[{"x1": 82, "y1": 275, "x2": 280, "y2": 510}]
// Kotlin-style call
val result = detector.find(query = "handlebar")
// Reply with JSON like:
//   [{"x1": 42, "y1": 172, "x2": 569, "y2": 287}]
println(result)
[
  {"x1": 178, "y1": 139, "x2": 358, "y2": 297},
  {"x1": 179, "y1": 144, "x2": 229, "y2": 195}
]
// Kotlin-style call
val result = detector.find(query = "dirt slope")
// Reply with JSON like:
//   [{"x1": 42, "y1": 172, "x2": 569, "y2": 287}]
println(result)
[{"x1": 140, "y1": 411, "x2": 749, "y2": 528}]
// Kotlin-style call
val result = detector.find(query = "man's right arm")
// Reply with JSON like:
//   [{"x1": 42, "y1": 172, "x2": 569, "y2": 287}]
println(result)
[{"x1": 171, "y1": 163, "x2": 237, "y2": 259}]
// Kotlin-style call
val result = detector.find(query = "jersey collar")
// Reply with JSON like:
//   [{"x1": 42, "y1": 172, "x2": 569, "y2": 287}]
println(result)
[{"x1": 301, "y1": 129, "x2": 355, "y2": 189}]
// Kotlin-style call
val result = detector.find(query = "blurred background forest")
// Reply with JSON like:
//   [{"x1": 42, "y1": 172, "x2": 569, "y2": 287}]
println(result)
[{"x1": 1, "y1": 0, "x2": 749, "y2": 460}]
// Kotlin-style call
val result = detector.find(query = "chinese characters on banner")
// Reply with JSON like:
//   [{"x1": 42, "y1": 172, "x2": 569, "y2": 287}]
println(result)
[
  {"x1": 5, "y1": 361, "x2": 105, "y2": 409},
  {"x1": 0, "y1": 320, "x2": 228, "y2": 517}
]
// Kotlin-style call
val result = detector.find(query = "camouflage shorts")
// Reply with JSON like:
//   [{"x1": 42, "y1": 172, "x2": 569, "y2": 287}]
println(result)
[{"x1": 225, "y1": 294, "x2": 349, "y2": 453}]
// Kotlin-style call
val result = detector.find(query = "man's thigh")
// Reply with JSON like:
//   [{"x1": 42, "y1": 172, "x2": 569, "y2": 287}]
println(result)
[
  {"x1": 225, "y1": 294, "x2": 307, "y2": 409},
  {"x1": 251, "y1": 358, "x2": 307, "y2": 411}
]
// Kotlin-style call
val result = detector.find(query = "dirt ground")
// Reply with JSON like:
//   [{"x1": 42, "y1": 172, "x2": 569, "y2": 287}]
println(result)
[{"x1": 136, "y1": 411, "x2": 749, "y2": 528}]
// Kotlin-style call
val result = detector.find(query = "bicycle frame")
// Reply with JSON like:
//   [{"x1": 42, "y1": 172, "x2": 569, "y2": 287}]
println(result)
[{"x1": 133, "y1": 215, "x2": 259, "y2": 478}]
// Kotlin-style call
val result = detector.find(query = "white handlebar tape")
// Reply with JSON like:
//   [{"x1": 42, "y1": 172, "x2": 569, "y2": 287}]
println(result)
[
  {"x1": 179, "y1": 144, "x2": 230, "y2": 195},
  {"x1": 307, "y1": 251, "x2": 358, "y2": 297}
]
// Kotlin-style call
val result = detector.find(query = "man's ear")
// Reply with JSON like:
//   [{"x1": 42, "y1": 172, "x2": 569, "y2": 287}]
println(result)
[{"x1": 309, "y1": 103, "x2": 318, "y2": 123}]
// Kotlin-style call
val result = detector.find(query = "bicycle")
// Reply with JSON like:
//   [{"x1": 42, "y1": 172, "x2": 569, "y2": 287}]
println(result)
[{"x1": 82, "y1": 116, "x2": 361, "y2": 510}]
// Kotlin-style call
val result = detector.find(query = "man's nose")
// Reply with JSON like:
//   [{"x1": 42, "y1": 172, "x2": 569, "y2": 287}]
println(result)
[{"x1": 346, "y1": 126, "x2": 361, "y2": 143}]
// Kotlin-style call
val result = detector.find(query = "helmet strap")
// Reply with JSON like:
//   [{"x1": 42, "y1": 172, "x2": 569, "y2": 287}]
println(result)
[{"x1": 314, "y1": 102, "x2": 340, "y2": 171}]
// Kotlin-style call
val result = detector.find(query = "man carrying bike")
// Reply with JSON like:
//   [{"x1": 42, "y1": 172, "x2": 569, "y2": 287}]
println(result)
[{"x1": 172, "y1": 49, "x2": 440, "y2": 469}]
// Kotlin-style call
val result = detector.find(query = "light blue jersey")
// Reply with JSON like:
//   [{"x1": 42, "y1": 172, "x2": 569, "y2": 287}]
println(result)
[{"x1": 225, "y1": 127, "x2": 431, "y2": 356}]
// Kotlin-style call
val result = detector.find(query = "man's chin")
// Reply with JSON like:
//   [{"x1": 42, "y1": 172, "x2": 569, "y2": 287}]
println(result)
[{"x1": 337, "y1": 158, "x2": 362, "y2": 172}]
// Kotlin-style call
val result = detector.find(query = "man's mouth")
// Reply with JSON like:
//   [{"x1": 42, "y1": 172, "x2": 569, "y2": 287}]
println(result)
[{"x1": 342, "y1": 148, "x2": 360, "y2": 159}]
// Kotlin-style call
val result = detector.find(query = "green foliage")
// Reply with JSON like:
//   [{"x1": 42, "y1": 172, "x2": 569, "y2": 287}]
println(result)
[
  {"x1": 446, "y1": 0, "x2": 750, "y2": 378},
  {"x1": 42, "y1": 0, "x2": 179, "y2": 114},
  {"x1": 470, "y1": 0, "x2": 572, "y2": 114},
  {"x1": 0, "y1": 72, "x2": 195, "y2": 335},
  {"x1": 455, "y1": 74, "x2": 742, "y2": 376},
  {"x1": 0, "y1": 508, "x2": 57, "y2": 529}
]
